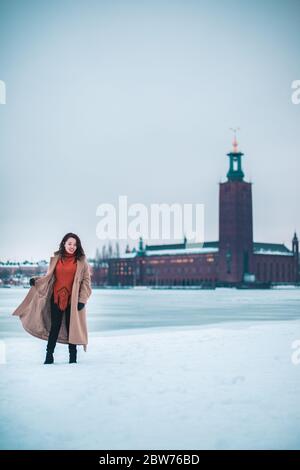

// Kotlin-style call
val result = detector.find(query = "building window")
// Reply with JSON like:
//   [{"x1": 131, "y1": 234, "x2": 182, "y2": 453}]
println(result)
[
  {"x1": 226, "y1": 249, "x2": 232, "y2": 274},
  {"x1": 257, "y1": 263, "x2": 260, "y2": 280}
]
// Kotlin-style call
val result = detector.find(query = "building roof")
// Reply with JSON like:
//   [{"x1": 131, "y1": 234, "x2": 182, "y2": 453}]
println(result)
[
  {"x1": 145, "y1": 246, "x2": 218, "y2": 257},
  {"x1": 119, "y1": 241, "x2": 219, "y2": 259},
  {"x1": 145, "y1": 242, "x2": 186, "y2": 251},
  {"x1": 253, "y1": 242, "x2": 293, "y2": 256},
  {"x1": 119, "y1": 252, "x2": 137, "y2": 259},
  {"x1": 118, "y1": 241, "x2": 294, "y2": 259},
  {"x1": 144, "y1": 241, "x2": 218, "y2": 256},
  {"x1": 0, "y1": 260, "x2": 48, "y2": 267},
  {"x1": 186, "y1": 241, "x2": 219, "y2": 249}
]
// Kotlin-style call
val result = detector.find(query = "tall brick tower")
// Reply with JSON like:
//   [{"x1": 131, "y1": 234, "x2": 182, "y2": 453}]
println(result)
[{"x1": 218, "y1": 134, "x2": 254, "y2": 285}]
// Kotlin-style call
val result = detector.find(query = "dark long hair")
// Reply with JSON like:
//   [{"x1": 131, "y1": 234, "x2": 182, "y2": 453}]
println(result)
[{"x1": 55, "y1": 233, "x2": 85, "y2": 261}]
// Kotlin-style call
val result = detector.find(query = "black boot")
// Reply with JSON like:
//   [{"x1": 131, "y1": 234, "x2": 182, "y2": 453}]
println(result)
[
  {"x1": 69, "y1": 344, "x2": 77, "y2": 364},
  {"x1": 44, "y1": 351, "x2": 54, "y2": 364}
]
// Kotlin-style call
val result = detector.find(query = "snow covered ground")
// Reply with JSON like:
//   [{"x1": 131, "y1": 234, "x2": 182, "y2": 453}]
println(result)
[{"x1": 1, "y1": 319, "x2": 300, "y2": 450}]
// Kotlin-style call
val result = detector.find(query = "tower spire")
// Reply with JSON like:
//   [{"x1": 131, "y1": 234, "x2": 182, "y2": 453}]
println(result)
[
  {"x1": 226, "y1": 127, "x2": 245, "y2": 181},
  {"x1": 230, "y1": 127, "x2": 240, "y2": 153}
]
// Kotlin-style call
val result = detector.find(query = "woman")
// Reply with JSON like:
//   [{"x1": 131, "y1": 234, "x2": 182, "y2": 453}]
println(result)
[{"x1": 12, "y1": 233, "x2": 92, "y2": 365}]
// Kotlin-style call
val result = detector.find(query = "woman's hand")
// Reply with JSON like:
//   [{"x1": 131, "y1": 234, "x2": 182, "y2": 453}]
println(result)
[{"x1": 77, "y1": 302, "x2": 85, "y2": 311}]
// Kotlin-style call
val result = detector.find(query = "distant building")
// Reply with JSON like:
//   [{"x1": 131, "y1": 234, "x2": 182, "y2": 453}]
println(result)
[
  {"x1": 106, "y1": 138, "x2": 299, "y2": 287},
  {"x1": 0, "y1": 260, "x2": 48, "y2": 286}
]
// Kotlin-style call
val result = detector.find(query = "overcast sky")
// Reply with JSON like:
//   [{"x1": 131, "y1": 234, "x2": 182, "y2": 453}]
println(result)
[{"x1": 0, "y1": 0, "x2": 299, "y2": 261}]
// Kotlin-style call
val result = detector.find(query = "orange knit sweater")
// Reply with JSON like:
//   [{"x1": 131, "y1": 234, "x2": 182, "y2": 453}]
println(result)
[{"x1": 53, "y1": 252, "x2": 77, "y2": 311}]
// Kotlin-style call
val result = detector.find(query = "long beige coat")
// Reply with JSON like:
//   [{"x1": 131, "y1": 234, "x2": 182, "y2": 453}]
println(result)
[{"x1": 12, "y1": 251, "x2": 92, "y2": 351}]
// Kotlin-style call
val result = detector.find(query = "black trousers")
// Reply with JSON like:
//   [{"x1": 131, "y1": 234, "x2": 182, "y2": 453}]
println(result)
[{"x1": 46, "y1": 293, "x2": 77, "y2": 354}]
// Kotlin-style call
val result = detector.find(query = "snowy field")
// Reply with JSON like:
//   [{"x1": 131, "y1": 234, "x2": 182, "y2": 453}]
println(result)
[{"x1": 1, "y1": 287, "x2": 300, "y2": 449}]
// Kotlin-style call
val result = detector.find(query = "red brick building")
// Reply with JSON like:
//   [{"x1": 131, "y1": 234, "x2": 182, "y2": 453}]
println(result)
[{"x1": 106, "y1": 139, "x2": 299, "y2": 288}]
